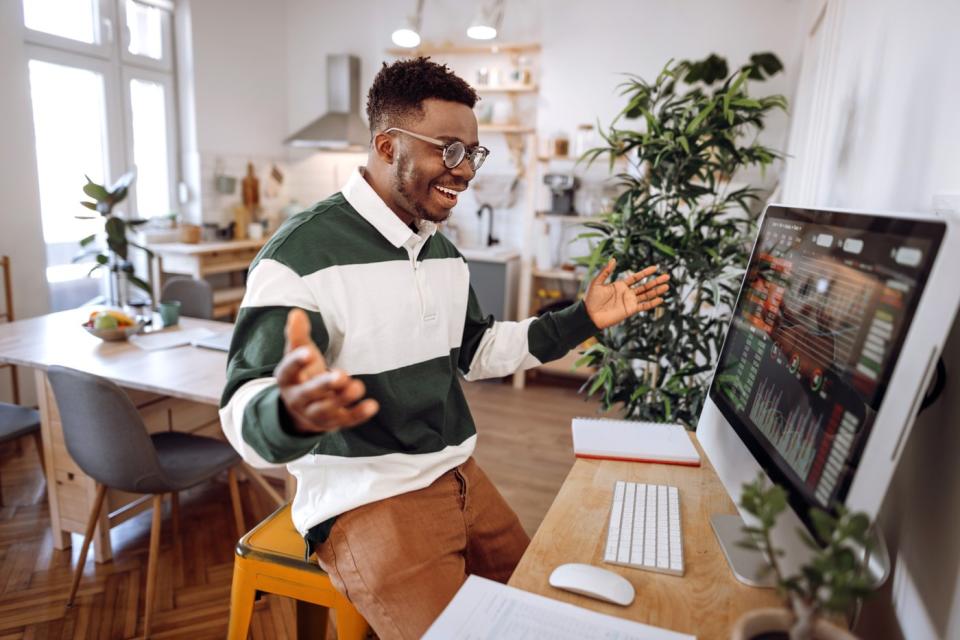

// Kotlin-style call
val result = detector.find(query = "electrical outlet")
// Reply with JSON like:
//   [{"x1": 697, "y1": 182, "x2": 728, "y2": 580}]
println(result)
[{"x1": 932, "y1": 192, "x2": 960, "y2": 216}]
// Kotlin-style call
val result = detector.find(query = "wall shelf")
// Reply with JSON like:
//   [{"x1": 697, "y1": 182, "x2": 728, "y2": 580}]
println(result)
[
  {"x1": 386, "y1": 42, "x2": 541, "y2": 56},
  {"x1": 531, "y1": 267, "x2": 582, "y2": 282},
  {"x1": 479, "y1": 124, "x2": 535, "y2": 134},
  {"x1": 474, "y1": 84, "x2": 538, "y2": 94},
  {"x1": 535, "y1": 212, "x2": 605, "y2": 224}
]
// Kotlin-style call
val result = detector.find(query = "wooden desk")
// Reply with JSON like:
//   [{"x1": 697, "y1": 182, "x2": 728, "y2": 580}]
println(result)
[
  {"x1": 0, "y1": 308, "x2": 284, "y2": 562},
  {"x1": 508, "y1": 434, "x2": 779, "y2": 639},
  {"x1": 149, "y1": 239, "x2": 266, "y2": 318}
]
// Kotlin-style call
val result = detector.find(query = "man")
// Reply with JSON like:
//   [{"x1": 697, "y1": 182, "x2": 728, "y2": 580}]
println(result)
[{"x1": 220, "y1": 57, "x2": 669, "y2": 639}]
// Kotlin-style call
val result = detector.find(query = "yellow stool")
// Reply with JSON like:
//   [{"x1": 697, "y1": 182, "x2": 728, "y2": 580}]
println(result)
[{"x1": 228, "y1": 503, "x2": 369, "y2": 639}]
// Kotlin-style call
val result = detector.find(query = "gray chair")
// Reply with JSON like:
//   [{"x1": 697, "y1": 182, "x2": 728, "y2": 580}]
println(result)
[
  {"x1": 0, "y1": 404, "x2": 44, "y2": 506},
  {"x1": 161, "y1": 276, "x2": 214, "y2": 319},
  {"x1": 0, "y1": 255, "x2": 45, "y2": 505},
  {"x1": 47, "y1": 365, "x2": 245, "y2": 639}
]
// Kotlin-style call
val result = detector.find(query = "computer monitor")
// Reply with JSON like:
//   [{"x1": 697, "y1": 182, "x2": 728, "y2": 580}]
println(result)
[{"x1": 697, "y1": 204, "x2": 960, "y2": 583}]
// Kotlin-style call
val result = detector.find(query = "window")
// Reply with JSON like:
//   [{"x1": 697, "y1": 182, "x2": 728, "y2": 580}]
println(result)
[{"x1": 22, "y1": 0, "x2": 178, "y2": 302}]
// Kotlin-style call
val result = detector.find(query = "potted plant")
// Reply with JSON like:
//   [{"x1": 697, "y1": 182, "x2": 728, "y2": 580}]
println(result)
[
  {"x1": 74, "y1": 171, "x2": 154, "y2": 307},
  {"x1": 733, "y1": 475, "x2": 876, "y2": 640},
  {"x1": 573, "y1": 53, "x2": 787, "y2": 426}
]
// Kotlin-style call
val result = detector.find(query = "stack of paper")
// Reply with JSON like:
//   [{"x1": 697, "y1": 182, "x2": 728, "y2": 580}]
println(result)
[
  {"x1": 424, "y1": 575, "x2": 695, "y2": 639},
  {"x1": 571, "y1": 418, "x2": 701, "y2": 466}
]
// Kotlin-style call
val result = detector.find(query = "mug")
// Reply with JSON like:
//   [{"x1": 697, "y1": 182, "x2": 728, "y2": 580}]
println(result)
[{"x1": 158, "y1": 300, "x2": 181, "y2": 326}]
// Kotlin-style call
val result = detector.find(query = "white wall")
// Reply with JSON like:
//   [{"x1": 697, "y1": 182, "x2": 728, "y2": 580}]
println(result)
[
  {"x1": 0, "y1": 1, "x2": 49, "y2": 405},
  {"x1": 178, "y1": 0, "x2": 290, "y2": 226},
  {"x1": 281, "y1": 0, "x2": 807, "y2": 249},
  {"x1": 780, "y1": 1, "x2": 960, "y2": 638}
]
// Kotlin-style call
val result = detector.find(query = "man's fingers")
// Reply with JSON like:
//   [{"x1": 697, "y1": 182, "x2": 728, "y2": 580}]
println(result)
[
  {"x1": 624, "y1": 265, "x2": 661, "y2": 287},
  {"x1": 285, "y1": 308, "x2": 314, "y2": 353},
  {"x1": 636, "y1": 283, "x2": 670, "y2": 301},
  {"x1": 638, "y1": 297, "x2": 665, "y2": 311},
  {"x1": 300, "y1": 398, "x2": 380, "y2": 432},
  {"x1": 275, "y1": 347, "x2": 314, "y2": 387},
  {"x1": 591, "y1": 258, "x2": 616, "y2": 286}
]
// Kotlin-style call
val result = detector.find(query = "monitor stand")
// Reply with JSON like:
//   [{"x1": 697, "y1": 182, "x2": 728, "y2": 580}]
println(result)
[
  {"x1": 710, "y1": 514, "x2": 776, "y2": 588},
  {"x1": 711, "y1": 513, "x2": 892, "y2": 589}
]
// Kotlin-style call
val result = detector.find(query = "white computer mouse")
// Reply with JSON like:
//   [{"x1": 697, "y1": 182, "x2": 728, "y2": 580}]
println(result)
[{"x1": 548, "y1": 563, "x2": 636, "y2": 606}]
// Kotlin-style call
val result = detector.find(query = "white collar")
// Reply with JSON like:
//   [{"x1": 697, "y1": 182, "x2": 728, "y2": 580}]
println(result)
[{"x1": 341, "y1": 167, "x2": 438, "y2": 249}]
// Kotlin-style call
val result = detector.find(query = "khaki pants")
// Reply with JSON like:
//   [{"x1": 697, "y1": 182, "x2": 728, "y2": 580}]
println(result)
[{"x1": 315, "y1": 457, "x2": 530, "y2": 639}]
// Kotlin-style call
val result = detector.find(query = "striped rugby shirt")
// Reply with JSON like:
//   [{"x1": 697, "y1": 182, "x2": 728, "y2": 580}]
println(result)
[{"x1": 219, "y1": 167, "x2": 599, "y2": 544}]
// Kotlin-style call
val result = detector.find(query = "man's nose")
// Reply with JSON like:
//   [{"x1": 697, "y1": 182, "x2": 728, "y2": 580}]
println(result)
[{"x1": 450, "y1": 158, "x2": 475, "y2": 182}]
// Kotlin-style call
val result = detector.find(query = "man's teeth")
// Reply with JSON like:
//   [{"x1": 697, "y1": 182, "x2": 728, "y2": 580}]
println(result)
[{"x1": 435, "y1": 185, "x2": 457, "y2": 197}]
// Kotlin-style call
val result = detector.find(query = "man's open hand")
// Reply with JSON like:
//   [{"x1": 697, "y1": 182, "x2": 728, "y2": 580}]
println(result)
[
  {"x1": 584, "y1": 259, "x2": 670, "y2": 330},
  {"x1": 276, "y1": 309, "x2": 379, "y2": 433}
]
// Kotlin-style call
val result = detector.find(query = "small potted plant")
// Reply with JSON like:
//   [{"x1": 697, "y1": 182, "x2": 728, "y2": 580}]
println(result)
[
  {"x1": 74, "y1": 170, "x2": 154, "y2": 307},
  {"x1": 733, "y1": 475, "x2": 876, "y2": 640}
]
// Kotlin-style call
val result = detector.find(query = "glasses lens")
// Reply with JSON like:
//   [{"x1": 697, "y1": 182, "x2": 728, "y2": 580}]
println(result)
[
  {"x1": 469, "y1": 147, "x2": 489, "y2": 171},
  {"x1": 443, "y1": 142, "x2": 466, "y2": 169}
]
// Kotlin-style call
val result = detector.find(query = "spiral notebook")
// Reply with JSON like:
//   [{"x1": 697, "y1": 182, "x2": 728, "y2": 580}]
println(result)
[{"x1": 571, "y1": 418, "x2": 701, "y2": 466}]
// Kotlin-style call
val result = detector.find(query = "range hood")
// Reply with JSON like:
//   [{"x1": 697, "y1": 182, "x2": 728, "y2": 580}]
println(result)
[{"x1": 285, "y1": 54, "x2": 369, "y2": 151}]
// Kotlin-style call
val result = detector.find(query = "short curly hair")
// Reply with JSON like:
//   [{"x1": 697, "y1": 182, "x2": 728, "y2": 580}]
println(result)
[{"x1": 366, "y1": 57, "x2": 478, "y2": 135}]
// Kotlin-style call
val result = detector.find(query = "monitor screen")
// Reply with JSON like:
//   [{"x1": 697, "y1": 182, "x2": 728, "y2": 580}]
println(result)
[{"x1": 709, "y1": 206, "x2": 945, "y2": 528}]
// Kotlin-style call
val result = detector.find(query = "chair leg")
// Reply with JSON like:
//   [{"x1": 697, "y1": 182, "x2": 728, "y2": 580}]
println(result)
[
  {"x1": 143, "y1": 494, "x2": 163, "y2": 639},
  {"x1": 333, "y1": 603, "x2": 370, "y2": 640},
  {"x1": 227, "y1": 467, "x2": 245, "y2": 539},
  {"x1": 170, "y1": 491, "x2": 180, "y2": 542},
  {"x1": 67, "y1": 483, "x2": 108, "y2": 607},
  {"x1": 32, "y1": 431, "x2": 46, "y2": 478},
  {"x1": 226, "y1": 560, "x2": 256, "y2": 640}
]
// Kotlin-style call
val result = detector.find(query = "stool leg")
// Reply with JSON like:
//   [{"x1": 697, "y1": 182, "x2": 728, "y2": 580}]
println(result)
[
  {"x1": 228, "y1": 467, "x2": 245, "y2": 539},
  {"x1": 143, "y1": 494, "x2": 163, "y2": 639},
  {"x1": 227, "y1": 561, "x2": 256, "y2": 640},
  {"x1": 333, "y1": 604, "x2": 370, "y2": 640},
  {"x1": 67, "y1": 483, "x2": 108, "y2": 607},
  {"x1": 296, "y1": 601, "x2": 328, "y2": 640}
]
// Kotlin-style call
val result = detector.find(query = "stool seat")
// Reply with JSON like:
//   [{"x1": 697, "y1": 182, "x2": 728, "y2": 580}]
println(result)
[{"x1": 228, "y1": 503, "x2": 369, "y2": 640}]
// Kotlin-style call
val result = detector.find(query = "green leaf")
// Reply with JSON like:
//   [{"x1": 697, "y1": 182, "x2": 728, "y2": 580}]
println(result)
[
  {"x1": 79, "y1": 234, "x2": 97, "y2": 248},
  {"x1": 83, "y1": 180, "x2": 109, "y2": 202},
  {"x1": 128, "y1": 274, "x2": 151, "y2": 293},
  {"x1": 684, "y1": 98, "x2": 717, "y2": 135},
  {"x1": 80, "y1": 201, "x2": 97, "y2": 211}
]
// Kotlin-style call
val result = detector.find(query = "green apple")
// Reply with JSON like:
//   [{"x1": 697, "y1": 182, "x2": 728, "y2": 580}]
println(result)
[{"x1": 94, "y1": 313, "x2": 119, "y2": 330}]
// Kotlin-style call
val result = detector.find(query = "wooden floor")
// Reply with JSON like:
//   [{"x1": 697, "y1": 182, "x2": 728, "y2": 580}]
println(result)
[{"x1": 0, "y1": 377, "x2": 599, "y2": 639}]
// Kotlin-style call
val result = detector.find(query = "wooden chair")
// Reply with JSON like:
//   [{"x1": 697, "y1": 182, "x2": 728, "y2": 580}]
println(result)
[
  {"x1": 0, "y1": 255, "x2": 44, "y2": 505},
  {"x1": 228, "y1": 503, "x2": 369, "y2": 640}
]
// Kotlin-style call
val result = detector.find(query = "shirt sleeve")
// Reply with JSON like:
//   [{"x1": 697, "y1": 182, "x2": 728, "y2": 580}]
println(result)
[
  {"x1": 457, "y1": 284, "x2": 599, "y2": 381},
  {"x1": 219, "y1": 258, "x2": 335, "y2": 466}
]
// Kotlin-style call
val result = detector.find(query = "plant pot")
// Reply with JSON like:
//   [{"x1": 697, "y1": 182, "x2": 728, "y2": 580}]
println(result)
[{"x1": 731, "y1": 608, "x2": 858, "y2": 640}]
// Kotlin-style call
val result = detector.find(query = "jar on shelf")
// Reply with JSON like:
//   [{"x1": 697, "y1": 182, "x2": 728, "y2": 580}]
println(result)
[
  {"x1": 551, "y1": 131, "x2": 570, "y2": 158},
  {"x1": 574, "y1": 124, "x2": 596, "y2": 159}
]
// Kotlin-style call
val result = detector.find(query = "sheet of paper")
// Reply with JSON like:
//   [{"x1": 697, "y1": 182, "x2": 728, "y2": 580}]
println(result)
[
  {"x1": 129, "y1": 327, "x2": 215, "y2": 351},
  {"x1": 423, "y1": 576, "x2": 695, "y2": 640}
]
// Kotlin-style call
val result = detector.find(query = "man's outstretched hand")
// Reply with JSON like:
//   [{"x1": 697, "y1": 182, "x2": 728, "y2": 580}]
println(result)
[
  {"x1": 276, "y1": 309, "x2": 379, "y2": 433},
  {"x1": 584, "y1": 259, "x2": 670, "y2": 330}
]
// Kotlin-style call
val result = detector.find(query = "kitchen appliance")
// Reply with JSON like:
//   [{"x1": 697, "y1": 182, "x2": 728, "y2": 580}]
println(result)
[
  {"x1": 543, "y1": 173, "x2": 579, "y2": 214},
  {"x1": 284, "y1": 55, "x2": 368, "y2": 150}
]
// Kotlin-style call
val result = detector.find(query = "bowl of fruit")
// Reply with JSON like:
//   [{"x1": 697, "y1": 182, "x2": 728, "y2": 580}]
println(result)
[{"x1": 82, "y1": 309, "x2": 143, "y2": 341}]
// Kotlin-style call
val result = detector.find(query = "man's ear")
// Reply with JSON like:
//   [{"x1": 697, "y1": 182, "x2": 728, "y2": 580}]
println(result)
[{"x1": 372, "y1": 132, "x2": 395, "y2": 165}]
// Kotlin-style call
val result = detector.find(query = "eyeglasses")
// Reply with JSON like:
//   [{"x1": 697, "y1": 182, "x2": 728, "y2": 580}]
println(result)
[{"x1": 384, "y1": 127, "x2": 489, "y2": 172}]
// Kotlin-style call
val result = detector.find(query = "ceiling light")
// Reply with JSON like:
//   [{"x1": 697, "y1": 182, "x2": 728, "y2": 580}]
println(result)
[
  {"x1": 467, "y1": 0, "x2": 503, "y2": 41},
  {"x1": 392, "y1": 0, "x2": 424, "y2": 48}
]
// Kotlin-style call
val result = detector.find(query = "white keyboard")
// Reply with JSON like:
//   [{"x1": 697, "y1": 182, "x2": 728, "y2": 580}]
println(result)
[{"x1": 603, "y1": 481, "x2": 684, "y2": 576}]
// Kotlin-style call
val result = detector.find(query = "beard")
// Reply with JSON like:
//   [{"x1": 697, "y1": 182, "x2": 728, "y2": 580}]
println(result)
[{"x1": 394, "y1": 153, "x2": 452, "y2": 224}]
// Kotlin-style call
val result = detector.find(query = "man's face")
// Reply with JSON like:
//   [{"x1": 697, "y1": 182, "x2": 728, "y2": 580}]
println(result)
[{"x1": 390, "y1": 98, "x2": 479, "y2": 224}]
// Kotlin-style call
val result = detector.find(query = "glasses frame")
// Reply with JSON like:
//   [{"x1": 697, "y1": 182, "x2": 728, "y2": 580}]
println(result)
[{"x1": 383, "y1": 127, "x2": 489, "y2": 172}]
